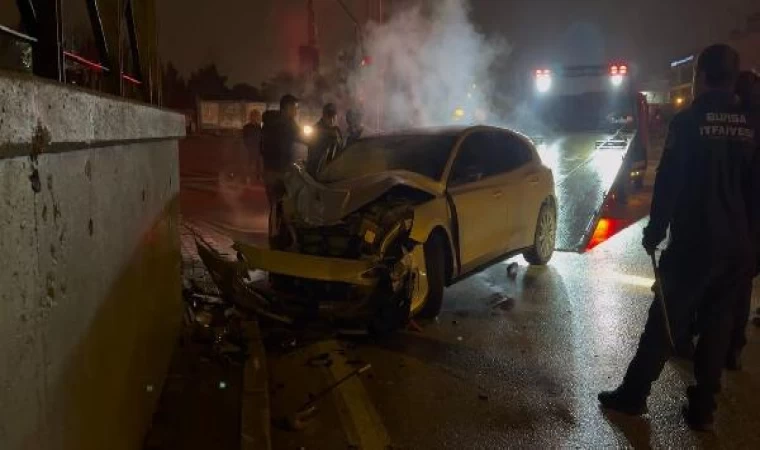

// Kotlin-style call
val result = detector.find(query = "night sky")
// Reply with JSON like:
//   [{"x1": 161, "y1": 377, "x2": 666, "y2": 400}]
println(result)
[{"x1": 1, "y1": 0, "x2": 756, "y2": 84}]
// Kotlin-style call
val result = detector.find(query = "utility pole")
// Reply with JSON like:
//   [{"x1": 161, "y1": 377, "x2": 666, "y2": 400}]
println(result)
[{"x1": 299, "y1": 0, "x2": 319, "y2": 76}]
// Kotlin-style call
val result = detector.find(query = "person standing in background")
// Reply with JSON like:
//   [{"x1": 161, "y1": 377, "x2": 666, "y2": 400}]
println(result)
[
  {"x1": 242, "y1": 109, "x2": 262, "y2": 183},
  {"x1": 260, "y1": 95, "x2": 302, "y2": 248},
  {"x1": 306, "y1": 103, "x2": 343, "y2": 176}
]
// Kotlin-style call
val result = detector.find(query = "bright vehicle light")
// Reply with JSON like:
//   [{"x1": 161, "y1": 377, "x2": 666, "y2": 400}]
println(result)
[
  {"x1": 610, "y1": 74, "x2": 624, "y2": 87},
  {"x1": 675, "y1": 97, "x2": 684, "y2": 105},
  {"x1": 454, "y1": 108, "x2": 465, "y2": 118},
  {"x1": 303, "y1": 125, "x2": 314, "y2": 136},
  {"x1": 535, "y1": 74, "x2": 552, "y2": 93}
]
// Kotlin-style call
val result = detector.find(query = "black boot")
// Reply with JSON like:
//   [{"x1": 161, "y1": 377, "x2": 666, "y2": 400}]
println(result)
[
  {"x1": 598, "y1": 387, "x2": 648, "y2": 416},
  {"x1": 684, "y1": 386, "x2": 715, "y2": 432}
]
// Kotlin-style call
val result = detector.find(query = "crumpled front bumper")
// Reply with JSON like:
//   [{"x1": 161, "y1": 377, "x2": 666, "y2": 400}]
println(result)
[
  {"x1": 195, "y1": 235, "x2": 429, "y2": 326},
  {"x1": 232, "y1": 243, "x2": 379, "y2": 287}
]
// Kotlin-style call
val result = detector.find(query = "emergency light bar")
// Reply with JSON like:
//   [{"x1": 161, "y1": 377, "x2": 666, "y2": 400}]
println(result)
[{"x1": 534, "y1": 62, "x2": 631, "y2": 93}]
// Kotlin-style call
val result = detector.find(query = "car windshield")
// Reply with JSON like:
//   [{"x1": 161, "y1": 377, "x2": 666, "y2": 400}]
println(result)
[
  {"x1": 318, "y1": 134, "x2": 458, "y2": 183},
  {"x1": 537, "y1": 91, "x2": 636, "y2": 133}
]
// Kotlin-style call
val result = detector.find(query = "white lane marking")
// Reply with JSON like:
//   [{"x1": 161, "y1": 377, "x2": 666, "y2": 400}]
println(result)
[
  {"x1": 315, "y1": 341, "x2": 391, "y2": 450},
  {"x1": 608, "y1": 272, "x2": 655, "y2": 288}
]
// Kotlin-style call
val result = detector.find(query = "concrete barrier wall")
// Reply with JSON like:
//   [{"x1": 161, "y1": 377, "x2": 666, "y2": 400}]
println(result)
[{"x1": 0, "y1": 71, "x2": 185, "y2": 450}]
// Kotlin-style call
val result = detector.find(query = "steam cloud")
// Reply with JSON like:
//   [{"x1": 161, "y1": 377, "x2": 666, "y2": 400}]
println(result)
[{"x1": 350, "y1": 0, "x2": 509, "y2": 131}]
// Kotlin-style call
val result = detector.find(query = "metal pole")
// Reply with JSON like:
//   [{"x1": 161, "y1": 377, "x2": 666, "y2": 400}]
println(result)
[
  {"x1": 33, "y1": 0, "x2": 64, "y2": 81},
  {"x1": 650, "y1": 253, "x2": 676, "y2": 353},
  {"x1": 376, "y1": 0, "x2": 383, "y2": 131},
  {"x1": 85, "y1": 0, "x2": 111, "y2": 70}
]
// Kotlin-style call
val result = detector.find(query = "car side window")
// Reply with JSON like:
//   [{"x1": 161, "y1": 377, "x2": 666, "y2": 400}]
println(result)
[
  {"x1": 449, "y1": 131, "x2": 532, "y2": 186},
  {"x1": 498, "y1": 133, "x2": 534, "y2": 171},
  {"x1": 449, "y1": 132, "x2": 496, "y2": 186}
]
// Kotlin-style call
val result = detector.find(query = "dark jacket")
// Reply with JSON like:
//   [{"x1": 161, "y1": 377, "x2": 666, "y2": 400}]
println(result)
[
  {"x1": 261, "y1": 111, "x2": 302, "y2": 173},
  {"x1": 645, "y1": 90, "x2": 759, "y2": 261},
  {"x1": 306, "y1": 118, "x2": 343, "y2": 176}
]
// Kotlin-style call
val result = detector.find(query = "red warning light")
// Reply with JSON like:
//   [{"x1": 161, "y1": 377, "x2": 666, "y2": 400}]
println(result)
[{"x1": 619, "y1": 65, "x2": 628, "y2": 75}]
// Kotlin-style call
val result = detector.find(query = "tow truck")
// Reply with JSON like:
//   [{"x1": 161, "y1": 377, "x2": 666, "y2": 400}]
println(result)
[{"x1": 528, "y1": 62, "x2": 650, "y2": 203}]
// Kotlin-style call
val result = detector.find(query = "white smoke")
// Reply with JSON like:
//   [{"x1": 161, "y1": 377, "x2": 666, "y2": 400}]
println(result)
[{"x1": 350, "y1": 0, "x2": 509, "y2": 130}]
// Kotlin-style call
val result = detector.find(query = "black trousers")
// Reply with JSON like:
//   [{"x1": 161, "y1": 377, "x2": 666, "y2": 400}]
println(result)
[{"x1": 621, "y1": 248, "x2": 752, "y2": 411}]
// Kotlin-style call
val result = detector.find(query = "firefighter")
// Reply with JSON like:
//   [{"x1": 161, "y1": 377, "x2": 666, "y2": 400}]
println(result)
[
  {"x1": 260, "y1": 94, "x2": 302, "y2": 248},
  {"x1": 306, "y1": 103, "x2": 343, "y2": 176},
  {"x1": 598, "y1": 44, "x2": 759, "y2": 431}
]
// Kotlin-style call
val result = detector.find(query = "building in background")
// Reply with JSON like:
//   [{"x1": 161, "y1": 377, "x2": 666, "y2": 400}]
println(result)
[{"x1": 669, "y1": 11, "x2": 759, "y2": 110}]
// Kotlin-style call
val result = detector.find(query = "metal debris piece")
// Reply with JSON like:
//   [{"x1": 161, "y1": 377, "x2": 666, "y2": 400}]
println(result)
[
  {"x1": 284, "y1": 364, "x2": 372, "y2": 431},
  {"x1": 491, "y1": 297, "x2": 516, "y2": 311},
  {"x1": 192, "y1": 293, "x2": 225, "y2": 305},
  {"x1": 407, "y1": 319, "x2": 424, "y2": 333},
  {"x1": 307, "y1": 353, "x2": 333, "y2": 368},
  {"x1": 194, "y1": 311, "x2": 214, "y2": 327},
  {"x1": 281, "y1": 337, "x2": 298, "y2": 350}
]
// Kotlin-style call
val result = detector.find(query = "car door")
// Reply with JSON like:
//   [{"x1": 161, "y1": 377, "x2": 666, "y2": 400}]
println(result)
[
  {"x1": 447, "y1": 131, "x2": 512, "y2": 272},
  {"x1": 494, "y1": 132, "x2": 545, "y2": 250}
]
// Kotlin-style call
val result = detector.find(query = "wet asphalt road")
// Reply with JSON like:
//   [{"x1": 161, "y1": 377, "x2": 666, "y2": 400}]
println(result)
[
  {"x1": 538, "y1": 133, "x2": 626, "y2": 251},
  {"x1": 267, "y1": 222, "x2": 760, "y2": 449}
]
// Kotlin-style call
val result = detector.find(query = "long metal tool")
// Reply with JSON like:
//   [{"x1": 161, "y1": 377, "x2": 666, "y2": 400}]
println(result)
[
  {"x1": 285, "y1": 363, "x2": 372, "y2": 430},
  {"x1": 650, "y1": 252, "x2": 676, "y2": 353}
]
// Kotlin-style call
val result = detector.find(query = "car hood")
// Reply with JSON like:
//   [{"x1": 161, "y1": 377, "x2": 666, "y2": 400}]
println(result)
[{"x1": 283, "y1": 164, "x2": 442, "y2": 227}]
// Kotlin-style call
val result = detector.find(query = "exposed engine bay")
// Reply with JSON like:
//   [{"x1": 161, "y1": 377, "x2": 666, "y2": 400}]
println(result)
[{"x1": 197, "y1": 163, "x2": 438, "y2": 333}]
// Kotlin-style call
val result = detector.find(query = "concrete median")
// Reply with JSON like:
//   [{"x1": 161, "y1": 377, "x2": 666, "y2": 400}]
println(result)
[{"x1": 0, "y1": 70, "x2": 184, "y2": 449}]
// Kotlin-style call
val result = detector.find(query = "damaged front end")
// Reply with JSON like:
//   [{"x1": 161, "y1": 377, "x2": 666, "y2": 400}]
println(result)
[{"x1": 197, "y1": 164, "x2": 435, "y2": 332}]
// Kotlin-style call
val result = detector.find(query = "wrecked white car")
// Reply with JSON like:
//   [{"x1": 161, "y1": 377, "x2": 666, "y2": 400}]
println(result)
[{"x1": 199, "y1": 126, "x2": 557, "y2": 333}]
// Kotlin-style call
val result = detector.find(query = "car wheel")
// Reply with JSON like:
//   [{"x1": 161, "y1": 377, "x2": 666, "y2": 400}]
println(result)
[
  {"x1": 416, "y1": 233, "x2": 446, "y2": 319},
  {"x1": 524, "y1": 200, "x2": 556, "y2": 265}
]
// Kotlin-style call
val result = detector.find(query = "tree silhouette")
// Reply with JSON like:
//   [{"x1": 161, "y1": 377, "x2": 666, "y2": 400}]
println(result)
[
  {"x1": 162, "y1": 62, "x2": 193, "y2": 109},
  {"x1": 187, "y1": 63, "x2": 231, "y2": 99}
]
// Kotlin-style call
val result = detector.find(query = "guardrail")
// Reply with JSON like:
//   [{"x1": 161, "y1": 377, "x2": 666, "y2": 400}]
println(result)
[{"x1": 1, "y1": 0, "x2": 151, "y2": 102}]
